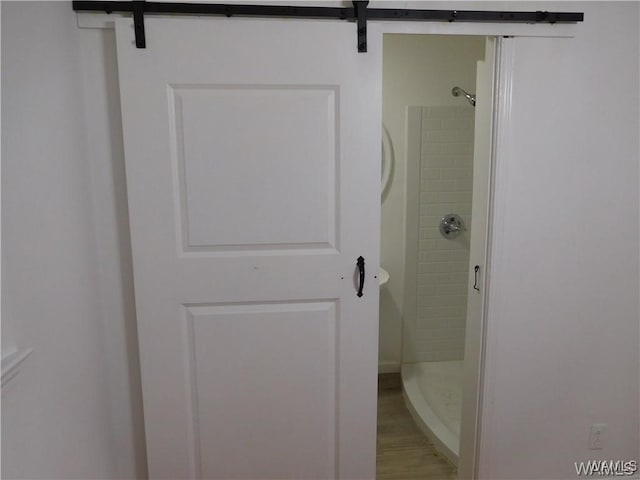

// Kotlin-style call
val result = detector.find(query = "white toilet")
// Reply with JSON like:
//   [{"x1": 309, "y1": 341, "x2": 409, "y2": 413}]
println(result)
[{"x1": 379, "y1": 268, "x2": 390, "y2": 286}]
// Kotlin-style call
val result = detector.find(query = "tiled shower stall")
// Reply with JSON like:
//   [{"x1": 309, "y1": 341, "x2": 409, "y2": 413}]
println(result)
[{"x1": 403, "y1": 105, "x2": 475, "y2": 363}]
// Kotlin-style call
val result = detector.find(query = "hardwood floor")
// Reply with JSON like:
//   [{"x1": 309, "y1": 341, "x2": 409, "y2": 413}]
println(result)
[{"x1": 376, "y1": 373, "x2": 457, "y2": 480}]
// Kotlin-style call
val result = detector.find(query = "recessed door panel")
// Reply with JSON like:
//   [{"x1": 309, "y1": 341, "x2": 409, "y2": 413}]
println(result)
[
  {"x1": 170, "y1": 85, "x2": 338, "y2": 251},
  {"x1": 186, "y1": 302, "x2": 337, "y2": 478}
]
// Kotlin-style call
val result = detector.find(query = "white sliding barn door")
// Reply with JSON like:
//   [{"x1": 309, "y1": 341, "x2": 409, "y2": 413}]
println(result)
[{"x1": 115, "y1": 17, "x2": 381, "y2": 480}]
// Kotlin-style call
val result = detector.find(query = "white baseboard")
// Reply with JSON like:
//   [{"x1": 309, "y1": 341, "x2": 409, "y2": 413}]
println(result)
[{"x1": 378, "y1": 361, "x2": 401, "y2": 374}]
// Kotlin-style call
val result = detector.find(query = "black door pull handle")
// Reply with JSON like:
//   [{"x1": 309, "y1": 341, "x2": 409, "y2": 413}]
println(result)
[
  {"x1": 356, "y1": 256, "x2": 365, "y2": 297},
  {"x1": 473, "y1": 265, "x2": 480, "y2": 292}
]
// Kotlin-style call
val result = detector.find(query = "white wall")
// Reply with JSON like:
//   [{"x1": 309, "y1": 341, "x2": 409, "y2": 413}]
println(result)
[
  {"x1": 478, "y1": 3, "x2": 640, "y2": 478},
  {"x1": 2, "y1": 2, "x2": 637, "y2": 480},
  {"x1": 380, "y1": 35, "x2": 484, "y2": 370},
  {"x1": 1, "y1": 2, "x2": 146, "y2": 478}
]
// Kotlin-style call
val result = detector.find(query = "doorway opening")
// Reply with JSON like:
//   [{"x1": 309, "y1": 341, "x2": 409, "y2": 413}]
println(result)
[{"x1": 377, "y1": 33, "x2": 494, "y2": 479}]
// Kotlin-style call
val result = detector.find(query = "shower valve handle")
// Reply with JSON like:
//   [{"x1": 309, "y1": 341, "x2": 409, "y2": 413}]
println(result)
[{"x1": 356, "y1": 256, "x2": 365, "y2": 297}]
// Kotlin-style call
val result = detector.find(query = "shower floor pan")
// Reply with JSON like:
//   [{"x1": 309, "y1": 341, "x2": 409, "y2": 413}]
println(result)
[{"x1": 401, "y1": 360, "x2": 463, "y2": 465}]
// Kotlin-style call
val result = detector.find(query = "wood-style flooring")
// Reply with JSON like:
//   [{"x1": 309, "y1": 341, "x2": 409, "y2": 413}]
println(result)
[{"x1": 377, "y1": 373, "x2": 457, "y2": 480}]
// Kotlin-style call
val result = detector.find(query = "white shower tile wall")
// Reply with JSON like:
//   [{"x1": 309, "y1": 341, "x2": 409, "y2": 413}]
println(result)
[{"x1": 415, "y1": 106, "x2": 474, "y2": 362}]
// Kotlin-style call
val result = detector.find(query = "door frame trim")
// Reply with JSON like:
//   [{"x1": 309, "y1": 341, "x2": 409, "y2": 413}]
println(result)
[
  {"x1": 473, "y1": 36, "x2": 516, "y2": 480},
  {"x1": 457, "y1": 36, "x2": 516, "y2": 480},
  {"x1": 376, "y1": 25, "x2": 525, "y2": 479},
  {"x1": 384, "y1": 31, "x2": 513, "y2": 480}
]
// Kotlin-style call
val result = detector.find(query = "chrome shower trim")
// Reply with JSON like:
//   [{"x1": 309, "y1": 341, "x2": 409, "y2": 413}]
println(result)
[{"x1": 451, "y1": 86, "x2": 476, "y2": 107}]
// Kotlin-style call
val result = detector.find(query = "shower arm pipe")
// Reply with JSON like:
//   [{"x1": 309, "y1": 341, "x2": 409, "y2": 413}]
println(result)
[
  {"x1": 72, "y1": 1, "x2": 584, "y2": 51},
  {"x1": 452, "y1": 87, "x2": 476, "y2": 107}
]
